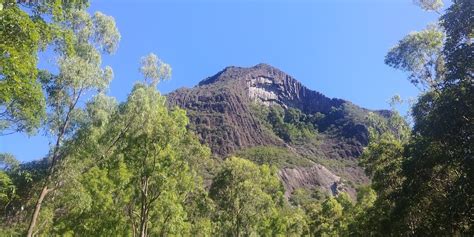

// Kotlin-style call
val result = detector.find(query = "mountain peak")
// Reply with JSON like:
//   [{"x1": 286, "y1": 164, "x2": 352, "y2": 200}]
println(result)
[
  {"x1": 167, "y1": 64, "x2": 379, "y2": 196},
  {"x1": 198, "y1": 63, "x2": 284, "y2": 86},
  {"x1": 253, "y1": 63, "x2": 275, "y2": 69},
  {"x1": 195, "y1": 63, "x2": 344, "y2": 112}
]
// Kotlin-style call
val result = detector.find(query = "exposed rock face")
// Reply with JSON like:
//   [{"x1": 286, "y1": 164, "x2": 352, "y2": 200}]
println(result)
[
  {"x1": 279, "y1": 164, "x2": 352, "y2": 198},
  {"x1": 168, "y1": 83, "x2": 283, "y2": 156},
  {"x1": 199, "y1": 63, "x2": 344, "y2": 114},
  {"x1": 167, "y1": 63, "x2": 386, "y2": 197}
]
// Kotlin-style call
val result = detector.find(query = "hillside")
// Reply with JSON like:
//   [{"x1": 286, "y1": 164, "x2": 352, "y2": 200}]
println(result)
[{"x1": 167, "y1": 63, "x2": 390, "y2": 197}]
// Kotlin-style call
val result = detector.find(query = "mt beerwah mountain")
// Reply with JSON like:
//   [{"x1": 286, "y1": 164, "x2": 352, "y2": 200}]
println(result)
[{"x1": 167, "y1": 63, "x2": 392, "y2": 197}]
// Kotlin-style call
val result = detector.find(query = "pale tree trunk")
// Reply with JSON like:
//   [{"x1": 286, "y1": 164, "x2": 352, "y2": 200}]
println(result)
[
  {"x1": 26, "y1": 148, "x2": 59, "y2": 237},
  {"x1": 139, "y1": 177, "x2": 149, "y2": 237},
  {"x1": 26, "y1": 90, "x2": 82, "y2": 236},
  {"x1": 26, "y1": 184, "x2": 50, "y2": 237},
  {"x1": 26, "y1": 88, "x2": 84, "y2": 237}
]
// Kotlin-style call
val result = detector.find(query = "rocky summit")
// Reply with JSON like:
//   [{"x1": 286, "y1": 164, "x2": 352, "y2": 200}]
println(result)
[{"x1": 167, "y1": 63, "x2": 391, "y2": 197}]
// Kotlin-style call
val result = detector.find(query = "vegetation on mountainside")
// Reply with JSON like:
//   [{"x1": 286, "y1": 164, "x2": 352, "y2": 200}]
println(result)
[
  {"x1": 262, "y1": 106, "x2": 319, "y2": 144},
  {"x1": 235, "y1": 146, "x2": 313, "y2": 168},
  {"x1": 0, "y1": 0, "x2": 472, "y2": 236}
]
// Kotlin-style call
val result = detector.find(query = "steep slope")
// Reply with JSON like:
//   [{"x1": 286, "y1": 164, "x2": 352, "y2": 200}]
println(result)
[{"x1": 167, "y1": 63, "x2": 388, "y2": 197}]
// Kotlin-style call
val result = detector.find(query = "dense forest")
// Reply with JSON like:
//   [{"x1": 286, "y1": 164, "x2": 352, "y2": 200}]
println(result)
[{"x1": 0, "y1": 0, "x2": 472, "y2": 236}]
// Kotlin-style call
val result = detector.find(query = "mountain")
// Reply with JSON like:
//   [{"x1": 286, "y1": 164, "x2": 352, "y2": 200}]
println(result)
[{"x1": 167, "y1": 63, "x2": 390, "y2": 198}]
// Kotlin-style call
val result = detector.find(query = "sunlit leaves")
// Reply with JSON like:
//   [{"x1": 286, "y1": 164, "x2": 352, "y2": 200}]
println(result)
[
  {"x1": 57, "y1": 55, "x2": 112, "y2": 91},
  {"x1": 0, "y1": 4, "x2": 45, "y2": 134},
  {"x1": 385, "y1": 25, "x2": 445, "y2": 90},
  {"x1": 413, "y1": 0, "x2": 444, "y2": 11},
  {"x1": 209, "y1": 157, "x2": 287, "y2": 236},
  {"x1": 92, "y1": 12, "x2": 121, "y2": 54},
  {"x1": 140, "y1": 53, "x2": 172, "y2": 86},
  {"x1": 440, "y1": 0, "x2": 473, "y2": 84}
]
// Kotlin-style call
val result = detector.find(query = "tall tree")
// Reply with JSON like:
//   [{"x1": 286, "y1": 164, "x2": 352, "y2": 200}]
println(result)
[
  {"x1": 25, "y1": 9, "x2": 120, "y2": 236},
  {"x1": 385, "y1": 24, "x2": 445, "y2": 91},
  {"x1": 364, "y1": 0, "x2": 473, "y2": 235},
  {"x1": 208, "y1": 157, "x2": 303, "y2": 236},
  {"x1": 44, "y1": 54, "x2": 212, "y2": 236},
  {"x1": 394, "y1": 0, "x2": 473, "y2": 232}
]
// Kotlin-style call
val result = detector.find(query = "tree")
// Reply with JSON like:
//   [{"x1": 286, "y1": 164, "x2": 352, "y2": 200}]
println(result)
[
  {"x1": 310, "y1": 197, "x2": 344, "y2": 237},
  {"x1": 440, "y1": 0, "x2": 472, "y2": 86},
  {"x1": 385, "y1": 24, "x2": 445, "y2": 91},
  {"x1": 39, "y1": 54, "x2": 213, "y2": 236},
  {"x1": 209, "y1": 157, "x2": 288, "y2": 236},
  {"x1": 0, "y1": 154, "x2": 18, "y2": 216},
  {"x1": 25, "y1": 9, "x2": 120, "y2": 236},
  {"x1": 348, "y1": 186, "x2": 377, "y2": 236},
  {"x1": 139, "y1": 53, "x2": 171, "y2": 86},
  {"x1": 369, "y1": 0, "x2": 474, "y2": 235},
  {"x1": 358, "y1": 133, "x2": 406, "y2": 235},
  {"x1": 115, "y1": 84, "x2": 201, "y2": 237},
  {"x1": 413, "y1": 0, "x2": 444, "y2": 12},
  {"x1": 0, "y1": 154, "x2": 50, "y2": 235},
  {"x1": 0, "y1": 0, "x2": 89, "y2": 134}
]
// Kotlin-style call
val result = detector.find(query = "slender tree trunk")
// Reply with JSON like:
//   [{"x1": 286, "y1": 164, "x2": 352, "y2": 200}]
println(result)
[
  {"x1": 25, "y1": 92, "x2": 80, "y2": 236},
  {"x1": 26, "y1": 123, "x2": 65, "y2": 236},
  {"x1": 139, "y1": 213, "x2": 148, "y2": 237},
  {"x1": 139, "y1": 177, "x2": 149, "y2": 237},
  {"x1": 139, "y1": 202, "x2": 148, "y2": 237},
  {"x1": 26, "y1": 156, "x2": 57, "y2": 237},
  {"x1": 26, "y1": 184, "x2": 50, "y2": 237}
]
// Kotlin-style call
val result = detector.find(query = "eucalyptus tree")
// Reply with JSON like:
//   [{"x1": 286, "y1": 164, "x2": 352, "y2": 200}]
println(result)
[
  {"x1": 47, "y1": 53, "x2": 213, "y2": 236},
  {"x1": 25, "y1": 9, "x2": 120, "y2": 236},
  {"x1": 0, "y1": 0, "x2": 89, "y2": 134},
  {"x1": 363, "y1": 0, "x2": 473, "y2": 235},
  {"x1": 413, "y1": 0, "x2": 444, "y2": 12},
  {"x1": 117, "y1": 86, "x2": 195, "y2": 237},
  {"x1": 208, "y1": 157, "x2": 304, "y2": 236},
  {"x1": 100, "y1": 54, "x2": 211, "y2": 236},
  {"x1": 391, "y1": 1, "x2": 473, "y2": 234},
  {"x1": 385, "y1": 25, "x2": 445, "y2": 91}
]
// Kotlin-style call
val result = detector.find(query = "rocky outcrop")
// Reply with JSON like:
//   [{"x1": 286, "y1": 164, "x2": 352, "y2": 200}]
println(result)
[
  {"x1": 279, "y1": 164, "x2": 353, "y2": 198},
  {"x1": 168, "y1": 82, "x2": 284, "y2": 156},
  {"x1": 199, "y1": 63, "x2": 345, "y2": 114},
  {"x1": 167, "y1": 63, "x2": 387, "y2": 197}
]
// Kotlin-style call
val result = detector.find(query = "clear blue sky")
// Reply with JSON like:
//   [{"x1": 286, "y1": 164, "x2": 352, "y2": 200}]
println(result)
[{"x1": 2, "y1": 0, "x2": 441, "y2": 162}]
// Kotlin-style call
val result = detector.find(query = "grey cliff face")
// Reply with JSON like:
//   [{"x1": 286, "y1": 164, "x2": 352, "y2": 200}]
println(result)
[{"x1": 200, "y1": 63, "x2": 345, "y2": 114}]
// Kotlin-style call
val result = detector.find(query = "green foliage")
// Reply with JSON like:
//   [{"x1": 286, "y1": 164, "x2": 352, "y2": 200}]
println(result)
[
  {"x1": 140, "y1": 53, "x2": 171, "y2": 86},
  {"x1": 358, "y1": 133, "x2": 406, "y2": 235},
  {"x1": 305, "y1": 194, "x2": 351, "y2": 237},
  {"x1": 46, "y1": 83, "x2": 214, "y2": 236},
  {"x1": 263, "y1": 105, "x2": 318, "y2": 144},
  {"x1": 385, "y1": 24, "x2": 445, "y2": 90},
  {"x1": 361, "y1": 0, "x2": 474, "y2": 235},
  {"x1": 267, "y1": 206, "x2": 309, "y2": 236},
  {"x1": 392, "y1": 83, "x2": 473, "y2": 234},
  {"x1": 0, "y1": 171, "x2": 15, "y2": 208},
  {"x1": 112, "y1": 84, "x2": 206, "y2": 236},
  {"x1": 235, "y1": 146, "x2": 313, "y2": 168},
  {"x1": 19, "y1": 5, "x2": 121, "y2": 236},
  {"x1": 318, "y1": 102, "x2": 376, "y2": 145},
  {"x1": 440, "y1": 0, "x2": 472, "y2": 86},
  {"x1": 413, "y1": 0, "x2": 444, "y2": 11},
  {"x1": 0, "y1": 0, "x2": 91, "y2": 134},
  {"x1": 0, "y1": 3, "x2": 45, "y2": 134},
  {"x1": 0, "y1": 155, "x2": 49, "y2": 235},
  {"x1": 209, "y1": 157, "x2": 305, "y2": 236},
  {"x1": 289, "y1": 187, "x2": 330, "y2": 207},
  {"x1": 1, "y1": 0, "x2": 471, "y2": 236}
]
